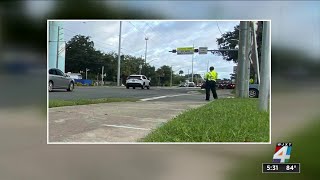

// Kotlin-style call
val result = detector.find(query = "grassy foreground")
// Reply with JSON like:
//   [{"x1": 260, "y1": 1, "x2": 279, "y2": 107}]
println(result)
[
  {"x1": 228, "y1": 117, "x2": 320, "y2": 180},
  {"x1": 142, "y1": 98, "x2": 269, "y2": 142},
  {"x1": 49, "y1": 98, "x2": 138, "y2": 108}
]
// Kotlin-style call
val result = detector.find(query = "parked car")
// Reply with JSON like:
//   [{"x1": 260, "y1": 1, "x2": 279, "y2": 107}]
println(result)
[
  {"x1": 126, "y1": 75, "x2": 150, "y2": 89},
  {"x1": 187, "y1": 82, "x2": 195, "y2": 87},
  {"x1": 48, "y1": 68, "x2": 75, "y2": 92},
  {"x1": 249, "y1": 84, "x2": 259, "y2": 98}
]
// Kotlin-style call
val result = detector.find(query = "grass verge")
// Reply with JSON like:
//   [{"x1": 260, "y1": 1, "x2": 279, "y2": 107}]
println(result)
[
  {"x1": 228, "y1": 117, "x2": 320, "y2": 180},
  {"x1": 49, "y1": 98, "x2": 138, "y2": 108},
  {"x1": 142, "y1": 98, "x2": 269, "y2": 142}
]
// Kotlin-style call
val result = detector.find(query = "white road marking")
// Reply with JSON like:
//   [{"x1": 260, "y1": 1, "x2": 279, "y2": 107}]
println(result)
[
  {"x1": 102, "y1": 124, "x2": 150, "y2": 131},
  {"x1": 140, "y1": 94, "x2": 190, "y2": 101}
]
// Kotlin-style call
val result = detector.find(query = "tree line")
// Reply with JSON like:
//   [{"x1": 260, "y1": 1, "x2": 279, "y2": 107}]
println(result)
[{"x1": 65, "y1": 35, "x2": 203, "y2": 86}]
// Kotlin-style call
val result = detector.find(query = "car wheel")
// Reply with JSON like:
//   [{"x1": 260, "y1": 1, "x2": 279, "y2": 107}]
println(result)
[
  {"x1": 147, "y1": 85, "x2": 150, "y2": 89},
  {"x1": 141, "y1": 83, "x2": 145, "y2": 89},
  {"x1": 249, "y1": 88, "x2": 259, "y2": 98},
  {"x1": 48, "y1": 81, "x2": 53, "y2": 92},
  {"x1": 133, "y1": 87, "x2": 135, "y2": 89},
  {"x1": 67, "y1": 82, "x2": 74, "y2": 92},
  {"x1": 126, "y1": 86, "x2": 129, "y2": 89}
]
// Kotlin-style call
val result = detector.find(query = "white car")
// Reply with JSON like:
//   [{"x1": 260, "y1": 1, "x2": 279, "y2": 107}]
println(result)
[{"x1": 126, "y1": 75, "x2": 151, "y2": 89}]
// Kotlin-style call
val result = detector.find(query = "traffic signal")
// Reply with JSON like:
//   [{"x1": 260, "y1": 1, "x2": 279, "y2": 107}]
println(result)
[
  {"x1": 194, "y1": 49, "x2": 199, "y2": 53},
  {"x1": 172, "y1": 49, "x2": 177, "y2": 53}
]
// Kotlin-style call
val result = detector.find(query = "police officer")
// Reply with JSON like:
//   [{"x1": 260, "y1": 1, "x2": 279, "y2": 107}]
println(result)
[{"x1": 204, "y1": 66, "x2": 218, "y2": 101}]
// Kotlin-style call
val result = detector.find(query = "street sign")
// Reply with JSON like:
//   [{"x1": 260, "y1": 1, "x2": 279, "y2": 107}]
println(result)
[
  {"x1": 177, "y1": 47, "x2": 194, "y2": 55},
  {"x1": 198, "y1": 47, "x2": 208, "y2": 54},
  {"x1": 233, "y1": 66, "x2": 237, "y2": 74}
]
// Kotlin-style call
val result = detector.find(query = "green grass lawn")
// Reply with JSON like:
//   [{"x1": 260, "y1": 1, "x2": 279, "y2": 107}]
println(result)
[
  {"x1": 49, "y1": 98, "x2": 138, "y2": 108},
  {"x1": 228, "y1": 117, "x2": 320, "y2": 180},
  {"x1": 142, "y1": 98, "x2": 270, "y2": 142}
]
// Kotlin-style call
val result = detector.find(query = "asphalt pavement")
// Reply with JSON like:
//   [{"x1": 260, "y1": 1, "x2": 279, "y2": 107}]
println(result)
[{"x1": 49, "y1": 86, "x2": 233, "y2": 101}]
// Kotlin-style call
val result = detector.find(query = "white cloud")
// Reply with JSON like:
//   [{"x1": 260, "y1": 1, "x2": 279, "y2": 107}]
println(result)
[{"x1": 64, "y1": 20, "x2": 239, "y2": 79}]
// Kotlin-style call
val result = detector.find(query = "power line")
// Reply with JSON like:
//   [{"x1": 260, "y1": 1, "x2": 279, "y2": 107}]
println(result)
[
  {"x1": 216, "y1": 22, "x2": 223, "y2": 36},
  {"x1": 128, "y1": 21, "x2": 148, "y2": 38}
]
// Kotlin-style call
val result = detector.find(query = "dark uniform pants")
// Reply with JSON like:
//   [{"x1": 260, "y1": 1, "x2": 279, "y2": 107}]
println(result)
[{"x1": 205, "y1": 80, "x2": 218, "y2": 100}]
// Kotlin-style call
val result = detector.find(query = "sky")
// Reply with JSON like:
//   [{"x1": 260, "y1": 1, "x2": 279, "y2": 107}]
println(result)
[{"x1": 62, "y1": 20, "x2": 239, "y2": 79}]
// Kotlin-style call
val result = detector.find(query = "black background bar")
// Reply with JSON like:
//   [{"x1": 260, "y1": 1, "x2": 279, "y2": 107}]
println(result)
[{"x1": 262, "y1": 163, "x2": 300, "y2": 173}]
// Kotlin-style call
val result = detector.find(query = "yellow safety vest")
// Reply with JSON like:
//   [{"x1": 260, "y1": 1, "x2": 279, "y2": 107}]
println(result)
[{"x1": 205, "y1": 70, "x2": 218, "y2": 81}]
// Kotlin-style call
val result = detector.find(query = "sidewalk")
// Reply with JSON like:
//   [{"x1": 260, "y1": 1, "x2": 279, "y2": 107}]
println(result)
[{"x1": 49, "y1": 100, "x2": 208, "y2": 143}]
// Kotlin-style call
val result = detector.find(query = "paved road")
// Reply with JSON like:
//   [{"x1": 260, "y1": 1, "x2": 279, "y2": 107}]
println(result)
[
  {"x1": 49, "y1": 89, "x2": 234, "y2": 143},
  {"x1": 49, "y1": 86, "x2": 233, "y2": 101}
]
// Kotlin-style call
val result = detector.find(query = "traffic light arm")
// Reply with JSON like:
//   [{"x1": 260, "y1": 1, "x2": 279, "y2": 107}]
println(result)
[{"x1": 169, "y1": 49, "x2": 238, "y2": 53}]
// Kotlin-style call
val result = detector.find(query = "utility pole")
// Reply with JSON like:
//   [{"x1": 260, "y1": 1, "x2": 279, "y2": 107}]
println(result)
[
  {"x1": 145, "y1": 37, "x2": 148, "y2": 64},
  {"x1": 188, "y1": 69, "x2": 190, "y2": 81},
  {"x1": 117, "y1": 21, "x2": 122, "y2": 86},
  {"x1": 139, "y1": 64, "x2": 142, "y2": 75},
  {"x1": 236, "y1": 21, "x2": 250, "y2": 98},
  {"x1": 251, "y1": 21, "x2": 261, "y2": 84},
  {"x1": 101, "y1": 66, "x2": 104, "y2": 86},
  {"x1": 56, "y1": 26, "x2": 61, "y2": 69},
  {"x1": 244, "y1": 22, "x2": 251, "y2": 94},
  {"x1": 85, "y1": 68, "x2": 89, "y2": 79},
  {"x1": 170, "y1": 65, "x2": 173, "y2": 87},
  {"x1": 259, "y1": 21, "x2": 271, "y2": 111},
  {"x1": 191, "y1": 44, "x2": 194, "y2": 83}
]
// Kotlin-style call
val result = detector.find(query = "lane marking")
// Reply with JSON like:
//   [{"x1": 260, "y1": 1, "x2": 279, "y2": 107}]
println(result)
[
  {"x1": 102, "y1": 124, "x2": 150, "y2": 131},
  {"x1": 140, "y1": 94, "x2": 190, "y2": 101}
]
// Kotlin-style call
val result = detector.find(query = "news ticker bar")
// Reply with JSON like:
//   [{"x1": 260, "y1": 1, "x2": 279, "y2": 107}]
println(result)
[{"x1": 262, "y1": 163, "x2": 300, "y2": 173}]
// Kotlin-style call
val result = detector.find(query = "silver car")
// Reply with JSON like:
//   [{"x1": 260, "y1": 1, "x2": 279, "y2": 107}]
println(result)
[{"x1": 48, "y1": 68, "x2": 75, "y2": 92}]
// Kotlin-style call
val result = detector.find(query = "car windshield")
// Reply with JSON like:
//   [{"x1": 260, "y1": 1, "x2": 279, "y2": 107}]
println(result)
[{"x1": 128, "y1": 76, "x2": 141, "y2": 79}]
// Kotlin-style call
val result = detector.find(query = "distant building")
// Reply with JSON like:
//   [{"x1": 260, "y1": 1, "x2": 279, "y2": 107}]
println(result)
[{"x1": 48, "y1": 21, "x2": 66, "y2": 72}]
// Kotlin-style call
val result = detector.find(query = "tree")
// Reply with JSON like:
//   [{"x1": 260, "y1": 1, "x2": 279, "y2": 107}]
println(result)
[
  {"x1": 65, "y1": 35, "x2": 98, "y2": 74},
  {"x1": 215, "y1": 22, "x2": 263, "y2": 79},
  {"x1": 179, "y1": 70, "x2": 184, "y2": 76},
  {"x1": 215, "y1": 25, "x2": 240, "y2": 63}
]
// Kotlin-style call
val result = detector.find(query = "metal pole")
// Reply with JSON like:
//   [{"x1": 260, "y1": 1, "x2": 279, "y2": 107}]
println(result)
[
  {"x1": 259, "y1": 21, "x2": 270, "y2": 111},
  {"x1": 170, "y1": 66, "x2": 173, "y2": 87},
  {"x1": 145, "y1": 37, "x2": 148, "y2": 64},
  {"x1": 86, "y1": 68, "x2": 88, "y2": 79},
  {"x1": 188, "y1": 69, "x2": 189, "y2": 81},
  {"x1": 244, "y1": 22, "x2": 251, "y2": 97},
  {"x1": 56, "y1": 26, "x2": 60, "y2": 69},
  {"x1": 191, "y1": 44, "x2": 194, "y2": 83},
  {"x1": 101, "y1": 66, "x2": 104, "y2": 86},
  {"x1": 236, "y1": 21, "x2": 249, "y2": 98},
  {"x1": 117, "y1": 21, "x2": 122, "y2": 86},
  {"x1": 252, "y1": 21, "x2": 261, "y2": 84}
]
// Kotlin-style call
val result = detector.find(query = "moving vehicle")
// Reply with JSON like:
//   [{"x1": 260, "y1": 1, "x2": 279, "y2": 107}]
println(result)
[
  {"x1": 48, "y1": 68, "x2": 75, "y2": 92},
  {"x1": 126, "y1": 75, "x2": 150, "y2": 89}
]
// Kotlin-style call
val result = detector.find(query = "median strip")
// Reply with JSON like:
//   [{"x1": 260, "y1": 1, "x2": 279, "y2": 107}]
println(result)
[{"x1": 49, "y1": 98, "x2": 138, "y2": 108}]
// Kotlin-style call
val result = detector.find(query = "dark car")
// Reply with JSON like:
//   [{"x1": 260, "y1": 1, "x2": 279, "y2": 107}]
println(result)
[
  {"x1": 227, "y1": 83, "x2": 236, "y2": 89},
  {"x1": 249, "y1": 84, "x2": 259, "y2": 98}
]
